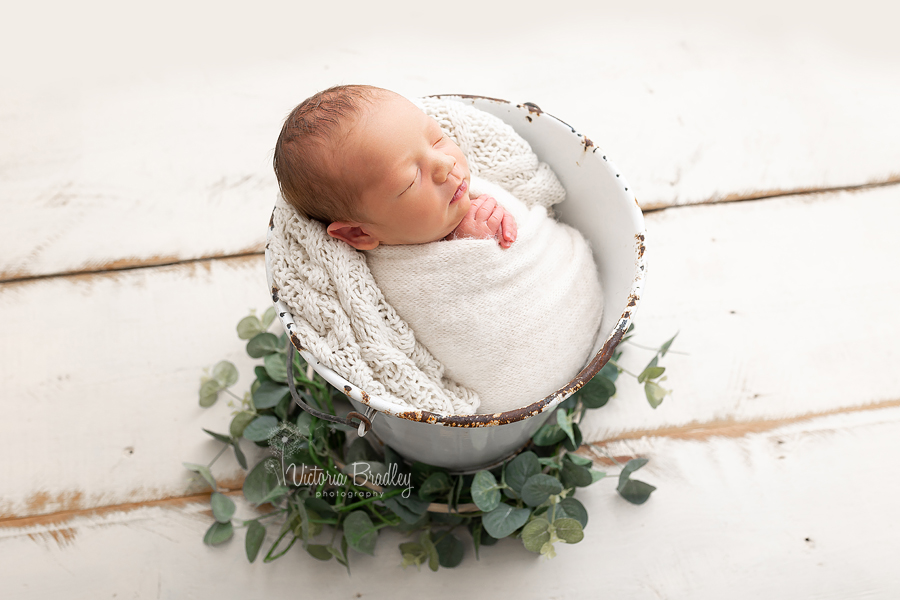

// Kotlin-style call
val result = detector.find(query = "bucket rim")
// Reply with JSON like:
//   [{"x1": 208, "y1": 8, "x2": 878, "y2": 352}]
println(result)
[{"x1": 265, "y1": 94, "x2": 646, "y2": 428}]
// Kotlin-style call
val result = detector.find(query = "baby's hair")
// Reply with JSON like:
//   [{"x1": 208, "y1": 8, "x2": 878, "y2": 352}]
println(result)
[{"x1": 273, "y1": 84, "x2": 386, "y2": 223}]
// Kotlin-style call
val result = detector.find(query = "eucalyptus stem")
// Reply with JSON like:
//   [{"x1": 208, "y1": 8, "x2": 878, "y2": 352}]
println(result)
[
  {"x1": 207, "y1": 444, "x2": 229, "y2": 468},
  {"x1": 608, "y1": 359, "x2": 639, "y2": 379}
]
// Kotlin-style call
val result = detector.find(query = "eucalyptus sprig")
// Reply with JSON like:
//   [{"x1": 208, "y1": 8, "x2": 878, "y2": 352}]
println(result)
[{"x1": 184, "y1": 311, "x2": 677, "y2": 570}]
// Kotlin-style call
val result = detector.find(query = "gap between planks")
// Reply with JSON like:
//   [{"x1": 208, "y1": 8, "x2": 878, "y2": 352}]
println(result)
[
  {"x1": 3, "y1": 176, "x2": 899, "y2": 286},
  {"x1": 4, "y1": 397, "x2": 898, "y2": 532}
]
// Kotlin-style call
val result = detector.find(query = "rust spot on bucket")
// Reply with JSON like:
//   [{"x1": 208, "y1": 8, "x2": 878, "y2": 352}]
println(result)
[
  {"x1": 635, "y1": 233, "x2": 646, "y2": 259},
  {"x1": 521, "y1": 102, "x2": 543, "y2": 115},
  {"x1": 429, "y1": 94, "x2": 511, "y2": 104},
  {"x1": 525, "y1": 115, "x2": 532, "y2": 122},
  {"x1": 271, "y1": 285, "x2": 279, "y2": 302},
  {"x1": 582, "y1": 136, "x2": 594, "y2": 151},
  {"x1": 360, "y1": 390, "x2": 371, "y2": 403},
  {"x1": 289, "y1": 333, "x2": 304, "y2": 351}
]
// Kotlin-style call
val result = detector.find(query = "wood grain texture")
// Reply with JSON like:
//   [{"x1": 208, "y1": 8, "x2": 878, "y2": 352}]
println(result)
[
  {"x1": 2, "y1": 407, "x2": 898, "y2": 599},
  {"x1": 2, "y1": 1, "x2": 899, "y2": 279},
  {"x1": 2, "y1": 185, "x2": 898, "y2": 521}
]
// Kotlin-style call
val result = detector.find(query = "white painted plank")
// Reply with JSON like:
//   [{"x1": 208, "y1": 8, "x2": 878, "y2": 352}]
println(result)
[
  {"x1": 2, "y1": 408, "x2": 899, "y2": 599},
  {"x1": 0, "y1": 258, "x2": 271, "y2": 519},
  {"x1": 581, "y1": 183, "x2": 900, "y2": 442},
  {"x1": 2, "y1": 185, "x2": 899, "y2": 519},
  {"x1": 2, "y1": 0, "x2": 899, "y2": 278}
]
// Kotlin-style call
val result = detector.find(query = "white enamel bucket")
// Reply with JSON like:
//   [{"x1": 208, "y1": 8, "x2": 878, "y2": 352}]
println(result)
[{"x1": 265, "y1": 95, "x2": 646, "y2": 472}]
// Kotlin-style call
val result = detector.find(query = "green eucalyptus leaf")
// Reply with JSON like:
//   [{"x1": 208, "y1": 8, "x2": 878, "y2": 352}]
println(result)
[
  {"x1": 505, "y1": 451, "x2": 540, "y2": 494},
  {"x1": 247, "y1": 332, "x2": 281, "y2": 358},
  {"x1": 521, "y1": 474, "x2": 564, "y2": 507},
  {"x1": 580, "y1": 374, "x2": 616, "y2": 409},
  {"x1": 243, "y1": 415, "x2": 279, "y2": 442},
  {"x1": 482, "y1": 505, "x2": 531, "y2": 539},
  {"x1": 553, "y1": 518, "x2": 584, "y2": 544},
  {"x1": 418, "y1": 472, "x2": 452, "y2": 502},
  {"x1": 210, "y1": 492, "x2": 236, "y2": 523},
  {"x1": 212, "y1": 361, "x2": 239, "y2": 388},
  {"x1": 254, "y1": 365, "x2": 272, "y2": 383},
  {"x1": 257, "y1": 485, "x2": 290, "y2": 505},
  {"x1": 399, "y1": 542, "x2": 427, "y2": 569},
  {"x1": 637, "y1": 356, "x2": 659, "y2": 383},
  {"x1": 237, "y1": 315, "x2": 265, "y2": 340},
  {"x1": 420, "y1": 532, "x2": 439, "y2": 572},
  {"x1": 557, "y1": 497, "x2": 588, "y2": 528},
  {"x1": 659, "y1": 332, "x2": 678, "y2": 357},
  {"x1": 562, "y1": 423, "x2": 583, "y2": 452},
  {"x1": 561, "y1": 458, "x2": 593, "y2": 489},
  {"x1": 304, "y1": 496, "x2": 336, "y2": 516},
  {"x1": 183, "y1": 462, "x2": 216, "y2": 490},
  {"x1": 532, "y1": 421, "x2": 567, "y2": 447},
  {"x1": 243, "y1": 457, "x2": 281, "y2": 504},
  {"x1": 470, "y1": 471, "x2": 501, "y2": 512},
  {"x1": 229, "y1": 411, "x2": 256, "y2": 438},
  {"x1": 263, "y1": 352, "x2": 288, "y2": 383},
  {"x1": 383, "y1": 496, "x2": 422, "y2": 524},
  {"x1": 203, "y1": 521, "x2": 233, "y2": 546},
  {"x1": 566, "y1": 453, "x2": 593, "y2": 467},
  {"x1": 261, "y1": 306, "x2": 277, "y2": 329},
  {"x1": 344, "y1": 511, "x2": 378, "y2": 556},
  {"x1": 199, "y1": 379, "x2": 221, "y2": 407},
  {"x1": 295, "y1": 411, "x2": 313, "y2": 437},
  {"x1": 645, "y1": 381, "x2": 668, "y2": 408},
  {"x1": 202, "y1": 429, "x2": 232, "y2": 444},
  {"x1": 329, "y1": 539, "x2": 350, "y2": 573},
  {"x1": 232, "y1": 441, "x2": 248, "y2": 469},
  {"x1": 306, "y1": 544, "x2": 333, "y2": 561},
  {"x1": 245, "y1": 520, "x2": 266, "y2": 562},
  {"x1": 556, "y1": 409, "x2": 576, "y2": 446},
  {"x1": 590, "y1": 469, "x2": 607, "y2": 484},
  {"x1": 598, "y1": 360, "x2": 619, "y2": 383},
  {"x1": 394, "y1": 492, "x2": 430, "y2": 516},
  {"x1": 434, "y1": 533, "x2": 464, "y2": 568},
  {"x1": 618, "y1": 458, "x2": 649, "y2": 487},
  {"x1": 273, "y1": 394, "x2": 290, "y2": 422},
  {"x1": 521, "y1": 517, "x2": 551, "y2": 553},
  {"x1": 618, "y1": 479, "x2": 657, "y2": 505}
]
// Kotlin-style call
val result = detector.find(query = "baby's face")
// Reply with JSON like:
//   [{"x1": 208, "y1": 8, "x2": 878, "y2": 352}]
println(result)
[{"x1": 330, "y1": 93, "x2": 471, "y2": 248}]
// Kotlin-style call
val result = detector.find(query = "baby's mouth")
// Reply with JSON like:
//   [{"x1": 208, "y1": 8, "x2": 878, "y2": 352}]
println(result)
[{"x1": 450, "y1": 179, "x2": 468, "y2": 205}]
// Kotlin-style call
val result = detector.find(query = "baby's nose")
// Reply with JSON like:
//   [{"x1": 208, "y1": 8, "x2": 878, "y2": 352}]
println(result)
[{"x1": 433, "y1": 153, "x2": 456, "y2": 182}]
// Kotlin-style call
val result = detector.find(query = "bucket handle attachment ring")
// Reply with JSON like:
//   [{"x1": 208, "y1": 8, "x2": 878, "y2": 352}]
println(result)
[{"x1": 286, "y1": 343, "x2": 372, "y2": 437}]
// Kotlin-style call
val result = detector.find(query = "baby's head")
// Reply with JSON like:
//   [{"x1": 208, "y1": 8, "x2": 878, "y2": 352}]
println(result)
[{"x1": 274, "y1": 85, "x2": 472, "y2": 250}]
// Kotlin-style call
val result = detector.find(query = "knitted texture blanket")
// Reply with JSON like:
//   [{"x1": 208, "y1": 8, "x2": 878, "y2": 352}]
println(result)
[
  {"x1": 269, "y1": 98, "x2": 582, "y2": 415},
  {"x1": 367, "y1": 176, "x2": 603, "y2": 415}
]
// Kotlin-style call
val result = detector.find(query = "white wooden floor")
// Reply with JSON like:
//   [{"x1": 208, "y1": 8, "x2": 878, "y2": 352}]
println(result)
[{"x1": 2, "y1": 1, "x2": 899, "y2": 597}]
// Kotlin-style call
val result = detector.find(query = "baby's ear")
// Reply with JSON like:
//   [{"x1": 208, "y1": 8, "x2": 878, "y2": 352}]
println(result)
[{"x1": 326, "y1": 222, "x2": 381, "y2": 250}]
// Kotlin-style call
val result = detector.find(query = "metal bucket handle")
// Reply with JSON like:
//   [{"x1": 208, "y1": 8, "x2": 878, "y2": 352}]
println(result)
[{"x1": 285, "y1": 344, "x2": 375, "y2": 437}]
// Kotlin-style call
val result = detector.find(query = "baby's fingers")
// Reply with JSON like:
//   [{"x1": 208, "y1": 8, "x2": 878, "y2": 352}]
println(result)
[
  {"x1": 500, "y1": 211, "x2": 518, "y2": 248},
  {"x1": 473, "y1": 195, "x2": 497, "y2": 223},
  {"x1": 486, "y1": 205, "x2": 504, "y2": 235}
]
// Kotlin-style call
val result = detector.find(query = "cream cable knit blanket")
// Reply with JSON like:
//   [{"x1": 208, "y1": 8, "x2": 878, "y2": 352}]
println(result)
[{"x1": 269, "y1": 98, "x2": 584, "y2": 415}]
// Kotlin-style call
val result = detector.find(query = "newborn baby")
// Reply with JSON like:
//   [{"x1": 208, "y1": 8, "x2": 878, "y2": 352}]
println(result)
[{"x1": 273, "y1": 85, "x2": 603, "y2": 415}]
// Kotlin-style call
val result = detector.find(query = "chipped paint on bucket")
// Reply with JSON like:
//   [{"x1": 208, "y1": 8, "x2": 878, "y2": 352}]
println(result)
[{"x1": 265, "y1": 95, "x2": 646, "y2": 471}]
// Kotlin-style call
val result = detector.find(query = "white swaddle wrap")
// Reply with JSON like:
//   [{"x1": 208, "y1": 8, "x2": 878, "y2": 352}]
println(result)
[{"x1": 366, "y1": 176, "x2": 603, "y2": 415}]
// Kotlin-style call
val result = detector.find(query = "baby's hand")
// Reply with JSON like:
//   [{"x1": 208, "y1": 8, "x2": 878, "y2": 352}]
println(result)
[{"x1": 446, "y1": 194, "x2": 518, "y2": 249}]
